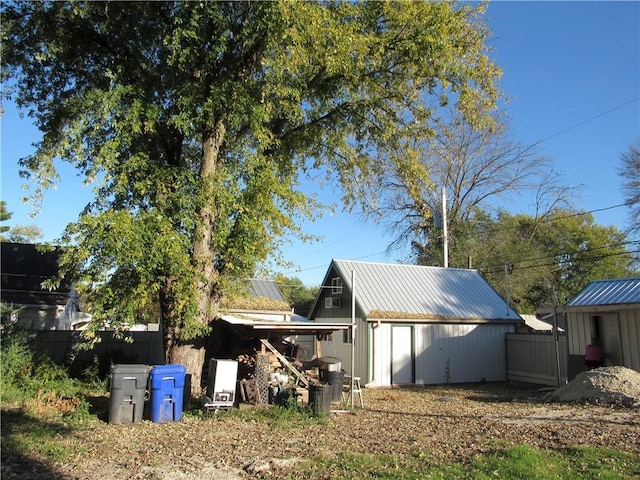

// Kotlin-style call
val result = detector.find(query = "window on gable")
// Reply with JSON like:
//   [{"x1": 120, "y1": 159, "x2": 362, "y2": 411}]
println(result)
[
  {"x1": 331, "y1": 277, "x2": 342, "y2": 295},
  {"x1": 324, "y1": 297, "x2": 341, "y2": 309}
]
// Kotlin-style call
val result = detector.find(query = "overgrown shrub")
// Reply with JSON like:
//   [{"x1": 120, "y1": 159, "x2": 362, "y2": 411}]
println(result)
[{"x1": 1, "y1": 333, "x2": 83, "y2": 412}]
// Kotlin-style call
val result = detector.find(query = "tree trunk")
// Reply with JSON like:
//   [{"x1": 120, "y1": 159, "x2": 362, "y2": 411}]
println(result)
[
  {"x1": 165, "y1": 120, "x2": 227, "y2": 397},
  {"x1": 168, "y1": 340, "x2": 206, "y2": 399},
  {"x1": 193, "y1": 120, "x2": 227, "y2": 321}
]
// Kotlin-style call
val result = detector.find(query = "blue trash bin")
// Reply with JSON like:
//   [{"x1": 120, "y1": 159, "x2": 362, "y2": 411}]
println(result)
[{"x1": 149, "y1": 364, "x2": 187, "y2": 422}]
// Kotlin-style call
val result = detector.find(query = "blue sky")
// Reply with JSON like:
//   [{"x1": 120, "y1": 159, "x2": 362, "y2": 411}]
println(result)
[{"x1": 2, "y1": 1, "x2": 639, "y2": 286}]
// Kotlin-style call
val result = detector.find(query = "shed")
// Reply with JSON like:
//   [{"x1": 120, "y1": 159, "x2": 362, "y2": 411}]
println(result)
[
  {"x1": 563, "y1": 277, "x2": 640, "y2": 376},
  {"x1": 308, "y1": 259, "x2": 522, "y2": 386},
  {"x1": 222, "y1": 278, "x2": 292, "y2": 322}
]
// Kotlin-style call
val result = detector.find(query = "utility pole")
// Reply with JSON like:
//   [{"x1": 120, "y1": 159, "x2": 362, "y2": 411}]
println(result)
[
  {"x1": 503, "y1": 262, "x2": 511, "y2": 317},
  {"x1": 551, "y1": 286, "x2": 562, "y2": 387},
  {"x1": 350, "y1": 269, "x2": 356, "y2": 408},
  {"x1": 442, "y1": 186, "x2": 448, "y2": 268}
]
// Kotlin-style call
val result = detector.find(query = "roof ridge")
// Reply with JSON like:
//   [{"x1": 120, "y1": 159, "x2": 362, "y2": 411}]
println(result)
[{"x1": 332, "y1": 258, "x2": 477, "y2": 272}]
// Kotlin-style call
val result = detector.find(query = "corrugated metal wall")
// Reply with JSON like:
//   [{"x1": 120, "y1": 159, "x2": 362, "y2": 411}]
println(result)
[
  {"x1": 567, "y1": 308, "x2": 640, "y2": 373},
  {"x1": 367, "y1": 322, "x2": 514, "y2": 386},
  {"x1": 620, "y1": 309, "x2": 640, "y2": 371}
]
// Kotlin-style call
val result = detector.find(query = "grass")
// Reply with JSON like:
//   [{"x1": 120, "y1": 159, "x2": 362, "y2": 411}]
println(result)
[
  {"x1": 200, "y1": 395, "x2": 330, "y2": 428},
  {"x1": 288, "y1": 446, "x2": 640, "y2": 480}
]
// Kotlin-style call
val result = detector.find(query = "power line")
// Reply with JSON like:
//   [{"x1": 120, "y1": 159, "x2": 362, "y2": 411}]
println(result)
[
  {"x1": 541, "y1": 97, "x2": 639, "y2": 143},
  {"x1": 480, "y1": 243, "x2": 639, "y2": 276}
]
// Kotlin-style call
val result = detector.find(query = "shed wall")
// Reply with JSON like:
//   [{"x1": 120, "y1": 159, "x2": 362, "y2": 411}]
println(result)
[
  {"x1": 368, "y1": 322, "x2": 514, "y2": 386},
  {"x1": 567, "y1": 307, "x2": 640, "y2": 373}
]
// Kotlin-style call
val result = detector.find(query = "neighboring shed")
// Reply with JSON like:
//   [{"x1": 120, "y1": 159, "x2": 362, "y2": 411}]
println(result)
[
  {"x1": 308, "y1": 259, "x2": 522, "y2": 386},
  {"x1": 1, "y1": 242, "x2": 73, "y2": 329},
  {"x1": 222, "y1": 278, "x2": 293, "y2": 322},
  {"x1": 563, "y1": 277, "x2": 640, "y2": 377},
  {"x1": 517, "y1": 314, "x2": 564, "y2": 334}
]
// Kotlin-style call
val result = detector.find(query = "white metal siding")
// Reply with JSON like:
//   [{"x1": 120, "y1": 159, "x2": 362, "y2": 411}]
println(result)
[
  {"x1": 567, "y1": 308, "x2": 640, "y2": 373},
  {"x1": 369, "y1": 323, "x2": 391, "y2": 386},
  {"x1": 620, "y1": 309, "x2": 640, "y2": 371},
  {"x1": 567, "y1": 312, "x2": 591, "y2": 355},
  {"x1": 369, "y1": 322, "x2": 513, "y2": 386}
]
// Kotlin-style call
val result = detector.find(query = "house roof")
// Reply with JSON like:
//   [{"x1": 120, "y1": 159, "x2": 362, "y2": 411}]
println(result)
[
  {"x1": 222, "y1": 278, "x2": 290, "y2": 312},
  {"x1": 247, "y1": 278, "x2": 286, "y2": 303},
  {"x1": 315, "y1": 259, "x2": 521, "y2": 323},
  {"x1": 1, "y1": 242, "x2": 71, "y2": 306},
  {"x1": 566, "y1": 277, "x2": 640, "y2": 308}
]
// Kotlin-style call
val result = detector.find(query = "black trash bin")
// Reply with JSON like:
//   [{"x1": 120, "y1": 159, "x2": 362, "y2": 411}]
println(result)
[
  {"x1": 308, "y1": 383, "x2": 331, "y2": 416},
  {"x1": 109, "y1": 364, "x2": 149, "y2": 424},
  {"x1": 319, "y1": 369, "x2": 345, "y2": 402}
]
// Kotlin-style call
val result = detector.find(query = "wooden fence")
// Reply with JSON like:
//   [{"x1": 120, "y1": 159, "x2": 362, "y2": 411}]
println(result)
[{"x1": 505, "y1": 333, "x2": 567, "y2": 386}]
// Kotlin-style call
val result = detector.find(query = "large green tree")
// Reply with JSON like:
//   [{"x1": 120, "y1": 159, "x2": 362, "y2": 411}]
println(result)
[
  {"x1": 2, "y1": 1, "x2": 501, "y2": 391},
  {"x1": 0, "y1": 201, "x2": 11, "y2": 240},
  {"x1": 0, "y1": 201, "x2": 43, "y2": 243},
  {"x1": 449, "y1": 209, "x2": 635, "y2": 312},
  {"x1": 274, "y1": 274, "x2": 318, "y2": 317}
]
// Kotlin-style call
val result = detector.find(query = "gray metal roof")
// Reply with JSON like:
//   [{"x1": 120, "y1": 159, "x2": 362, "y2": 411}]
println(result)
[
  {"x1": 566, "y1": 277, "x2": 640, "y2": 307},
  {"x1": 330, "y1": 259, "x2": 520, "y2": 322},
  {"x1": 248, "y1": 278, "x2": 286, "y2": 302}
]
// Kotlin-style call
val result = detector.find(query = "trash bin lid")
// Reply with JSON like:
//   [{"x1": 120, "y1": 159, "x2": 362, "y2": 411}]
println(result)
[
  {"x1": 110, "y1": 364, "x2": 150, "y2": 374},
  {"x1": 150, "y1": 364, "x2": 187, "y2": 376},
  {"x1": 317, "y1": 357, "x2": 342, "y2": 371}
]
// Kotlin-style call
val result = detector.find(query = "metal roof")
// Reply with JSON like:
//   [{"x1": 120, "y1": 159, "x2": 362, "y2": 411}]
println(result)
[
  {"x1": 219, "y1": 314, "x2": 350, "y2": 336},
  {"x1": 247, "y1": 278, "x2": 286, "y2": 302},
  {"x1": 520, "y1": 314, "x2": 564, "y2": 332},
  {"x1": 566, "y1": 277, "x2": 640, "y2": 307},
  {"x1": 328, "y1": 259, "x2": 520, "y2": 322}
]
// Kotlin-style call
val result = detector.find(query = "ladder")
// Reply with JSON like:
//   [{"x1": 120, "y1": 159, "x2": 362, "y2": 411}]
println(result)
[
  {"x1": 343, "y1": 375, "x2": 364, "y2": 408},
  {"x1": 259, "y1": 339, "x2": 310, "y2": 388}
]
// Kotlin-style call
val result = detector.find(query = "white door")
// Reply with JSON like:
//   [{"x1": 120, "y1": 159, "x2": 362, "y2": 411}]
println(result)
[{"x1": 391, "y1": 325, "x2": 413, "y2": 384}]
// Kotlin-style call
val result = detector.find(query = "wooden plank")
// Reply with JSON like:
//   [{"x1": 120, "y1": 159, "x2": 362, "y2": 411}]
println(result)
[{"x1": 260, "y1": 339, "x2": 309, "y2": 388}]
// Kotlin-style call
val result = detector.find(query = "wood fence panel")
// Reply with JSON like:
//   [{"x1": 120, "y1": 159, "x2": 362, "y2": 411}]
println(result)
[{"x1": 506, "y1": 333, "x2": 567, "y2": 386}]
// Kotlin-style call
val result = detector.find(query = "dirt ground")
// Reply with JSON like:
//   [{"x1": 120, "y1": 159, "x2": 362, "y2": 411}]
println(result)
[{"x1": 4, "y1": 379, "x2": 639, "y2": 480}]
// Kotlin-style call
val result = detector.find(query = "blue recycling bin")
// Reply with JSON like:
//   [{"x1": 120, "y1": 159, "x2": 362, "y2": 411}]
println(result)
[{"x1": 149, "y1": 364, "x2": 187, "y2": 422}]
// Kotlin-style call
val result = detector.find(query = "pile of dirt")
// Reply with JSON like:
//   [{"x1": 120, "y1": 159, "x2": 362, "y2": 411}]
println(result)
[{"x1": 546, "y1": 366, "x2": 640, "y2": 407}]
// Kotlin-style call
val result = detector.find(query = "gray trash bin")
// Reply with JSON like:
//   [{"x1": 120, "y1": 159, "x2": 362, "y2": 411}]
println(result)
[
  {"x1": 308, "y1": 383, "x2": 331, "y2": 417},
  {"x1": 109, "y1": 364, "x2": 149, "y2": 424},
  {"x1": 319, "y1": 369, "x2": 345, "y2": 402}
]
